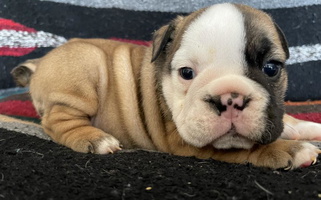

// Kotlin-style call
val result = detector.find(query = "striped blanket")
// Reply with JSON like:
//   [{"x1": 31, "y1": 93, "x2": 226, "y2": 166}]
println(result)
[{"x1": 1, "y1": 0, "x2": 321, "y2": 101}]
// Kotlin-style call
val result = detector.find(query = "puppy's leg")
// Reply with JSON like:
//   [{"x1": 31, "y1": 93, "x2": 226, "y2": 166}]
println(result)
[
  {"x1": 281, "y1": 114, "x2": 321, "y2": 140},
  {"x1": 42, "y1": 104, "x2": 121, "y2": 154},
  {"x1": 168, "y1": 133, "x2": 320, "y2": 169},
  {"x1": 30, "y1": 41, "x2": 121, "y2": 154},
  {"x1": 209, "y1": 139, "x2": 320, "y2": 169}
]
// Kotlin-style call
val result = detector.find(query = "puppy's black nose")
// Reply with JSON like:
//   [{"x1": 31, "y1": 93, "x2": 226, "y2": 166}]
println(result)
[
  {"x1": 204, "y1": 93, "x2": 251, "y2": 116},
  {"x1": 220, "y1": 93, "x2": 250, "y2": 111}
]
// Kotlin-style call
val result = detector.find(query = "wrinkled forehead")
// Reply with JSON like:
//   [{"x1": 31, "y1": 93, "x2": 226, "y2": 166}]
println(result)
[{"x1": 172, "y1": 3, "x2": 286, "y2": 70}]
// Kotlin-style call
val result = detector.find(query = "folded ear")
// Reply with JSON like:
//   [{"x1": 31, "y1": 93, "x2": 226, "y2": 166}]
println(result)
[
  {"x1": 11, "y1": 59, "x2": 39, "y2": 87},
  {"x1": 274, "y1": 23, "x2": 289, "y2": 59},
  {"x1": 151, "y1": 23, "x2": 175, "y2": 62}
]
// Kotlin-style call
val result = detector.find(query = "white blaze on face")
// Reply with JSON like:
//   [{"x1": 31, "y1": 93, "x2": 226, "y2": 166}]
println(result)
[
  {"x1": 165, "y1": 3, "x2": 247, "y2": 117},
  {"x1": 162, "y1": 3, "x2": 270, "y2": 148},
  {"x1": 172, "y1": 3, "x2": 246, "y2": 76}
]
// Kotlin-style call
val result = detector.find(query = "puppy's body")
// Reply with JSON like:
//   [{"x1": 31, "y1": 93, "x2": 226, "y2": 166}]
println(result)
[
  {"x1": 13, "y1": 3, "x2": 321, "y2": 169},
  {"x1": 30, "y1": 39, "x2": 154, "y2": 151}
]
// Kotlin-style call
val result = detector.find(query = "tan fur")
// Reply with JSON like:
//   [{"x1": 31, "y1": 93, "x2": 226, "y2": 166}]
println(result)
[
  {"x1": 14, "y1": 4, "x2": 320, "y2": 169},
  {"x1": 235, "y1": 4, "x2": 288, "y2": 62},
  {"x1": 235, "y1": 4, "x2": 289, "y2": 102}
]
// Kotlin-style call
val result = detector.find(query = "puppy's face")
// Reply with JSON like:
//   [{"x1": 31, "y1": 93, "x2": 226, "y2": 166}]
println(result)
[{"x1": 152, "y1": 3, "x2": 289, "y2": 149}]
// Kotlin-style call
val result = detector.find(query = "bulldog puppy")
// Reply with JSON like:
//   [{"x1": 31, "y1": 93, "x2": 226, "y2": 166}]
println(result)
[{"x1": 12, "y1": 3, "x2": 321, "y2": 169}]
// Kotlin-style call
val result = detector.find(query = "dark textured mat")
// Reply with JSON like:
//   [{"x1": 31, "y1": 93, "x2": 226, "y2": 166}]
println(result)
[{"x1": 1, "y1": 128, "x2": 321, "y2": 200}]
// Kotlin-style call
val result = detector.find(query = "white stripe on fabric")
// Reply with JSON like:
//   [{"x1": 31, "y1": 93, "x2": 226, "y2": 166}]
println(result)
[
  {"x1": 1, "y1": 29, "x2": 321, "y2": 66},
  {"x1": 0, "y1": 30, "x2": 67, "y2": 48},
  {"x1": 41, "y1": 0, "x2": 321, "y2": 12},
  {"x1": 287, "y1": 44, "x2": 321, "y2": 65}
]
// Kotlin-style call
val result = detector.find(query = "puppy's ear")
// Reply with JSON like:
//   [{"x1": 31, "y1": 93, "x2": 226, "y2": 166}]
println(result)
[
  {"x1": 274, "y1": 23, "x2": 289, "y2": 59},
  {"x1": 11, "y1": 59, "x2": 39, "y2": 87},
  {"x1": 151, "y1": 23, "x2": 175, "y2": 62}
]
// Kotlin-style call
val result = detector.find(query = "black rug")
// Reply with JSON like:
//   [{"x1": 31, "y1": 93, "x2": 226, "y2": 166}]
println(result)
[{"x1": 1, "y1": 128, "x2": 321, "y2": 200}]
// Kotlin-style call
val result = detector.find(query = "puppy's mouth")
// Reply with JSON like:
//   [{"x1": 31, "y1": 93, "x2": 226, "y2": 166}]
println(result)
[{"x1": 211, "y1": 126, "x2": 255, "y2": 149}]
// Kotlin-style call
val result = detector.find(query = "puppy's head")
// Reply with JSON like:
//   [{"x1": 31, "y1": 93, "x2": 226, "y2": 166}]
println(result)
[{"x1": 152, "y1": 3, "x2": 289, "y2": 149}]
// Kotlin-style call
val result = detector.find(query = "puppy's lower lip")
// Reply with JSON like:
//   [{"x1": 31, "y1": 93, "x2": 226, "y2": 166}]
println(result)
[
  {"x1": 218, "y1": 127, "x2": 243, "y2": 139},
  {"x1": 211, "y1": 131, "x2": 255, "y2": 150}
]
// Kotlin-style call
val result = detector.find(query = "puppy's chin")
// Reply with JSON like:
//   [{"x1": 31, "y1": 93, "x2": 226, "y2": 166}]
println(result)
[{"x1": 211, "y1": 129, "x2": 255, "y2": 149}]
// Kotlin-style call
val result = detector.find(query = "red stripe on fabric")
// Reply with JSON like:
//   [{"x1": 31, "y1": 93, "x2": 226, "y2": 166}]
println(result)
[
  {"x1": 289, "y1": 112, "x2": 321, "y2": 123},
  {"x1": 0, "y1": 100, "x2": 39, "y2": 118},
  {"x1": 0, "y1": 19, "x2": 36, "y2": 32},
  {"x1": 110, "y1": 37, "x2": 151, "y2": 46},
  {"x1": 0, "y1": 19, "x2": 37, "y2": 56},
  {"x1": 0, "y1": 47, "x2": 36, "y2": 56}
]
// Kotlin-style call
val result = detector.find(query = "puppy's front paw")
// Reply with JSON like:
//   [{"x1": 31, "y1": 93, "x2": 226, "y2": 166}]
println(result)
[
  {"x1": 290, "y1": 142, "x2": 320, "y2": 169},
  {"x1": 93, "y1": 136, "x2": 122, "y2": 154},
  {"x1": 71, "y1": 134, "x2": 122, "y2": 154},
  {"x1": 252, "y1": 140, "x2": 321, "y2": 169}
]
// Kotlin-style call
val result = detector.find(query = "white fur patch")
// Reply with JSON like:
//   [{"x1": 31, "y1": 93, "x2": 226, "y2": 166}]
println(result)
[
  {"x1": 282, "y1": 121, "x2": 321, "y2": 140},
  {"x1": 171, "y1": 3, "x2": 246, "y2": 75},
  {"x1": 292, "y1": 142, "x2": 319, "y2": 169},
  {"x1": 96, "y1": 136, "x2": 121, "y2": 154}
]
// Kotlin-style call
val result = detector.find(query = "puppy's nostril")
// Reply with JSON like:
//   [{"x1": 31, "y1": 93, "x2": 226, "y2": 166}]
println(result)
[
  {"x1": 234, "y1": 104, "x2": 244, "y2": 111},
  {"x1": 234, "y1": 97, "x2": 251, "y2": 111},
  {"x1": 203, "y1": 96, "x2": 227, "y2": 115},
  {"x1": 204, "y1": 95, "x2": 251, "y2": 115},
  {"x1": 227, "y1": 98, "x2": 233, "y2": 106},
  {"x1": 216, "y1": 102, "x2": 227, "y2": 113}
]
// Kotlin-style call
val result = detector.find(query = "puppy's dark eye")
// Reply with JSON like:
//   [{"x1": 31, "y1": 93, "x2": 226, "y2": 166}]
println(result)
[
  {"x1": 262, "y1": 61, "x2": 282, "y2": 77},
  {"x1": 179, "y1": 67, "x2": 195, "y2": 80}
]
